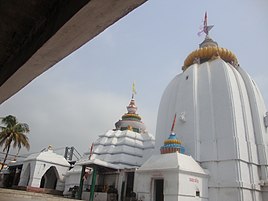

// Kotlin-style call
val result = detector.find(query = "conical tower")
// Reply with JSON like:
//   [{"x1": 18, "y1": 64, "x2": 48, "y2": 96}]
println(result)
[
  {"x1": 115, "y1": 90, "x2": 146, "y2": 134},
  {"x1": 85, "y1": 84, "x2": 154, "y2": 168},
  {"x1": 156, "y1": 14, "x2": 268, "y2": 201},
  {"x1": 160, "y1": 114, "x2": 185, "y2": 154}
]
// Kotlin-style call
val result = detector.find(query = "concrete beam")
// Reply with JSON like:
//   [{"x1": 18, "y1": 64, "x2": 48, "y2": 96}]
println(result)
[{"x1": 0, "y1": 0, "x2": 147, "y2": 104}]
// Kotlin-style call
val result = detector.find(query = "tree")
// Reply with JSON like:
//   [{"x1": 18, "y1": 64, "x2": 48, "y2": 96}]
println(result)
[{"x1": 0, "y1": 115, "x2": 30, "y2": 170}]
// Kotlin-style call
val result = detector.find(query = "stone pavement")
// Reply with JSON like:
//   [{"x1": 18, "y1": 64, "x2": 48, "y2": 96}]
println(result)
[{"x1": 0, "y1": 188, "x2": 80, "y2": 201}]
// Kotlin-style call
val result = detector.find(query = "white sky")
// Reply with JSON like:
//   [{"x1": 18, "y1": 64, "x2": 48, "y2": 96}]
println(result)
[{"x1": 0, "y1": 0, "x2": 268, "y2": 157}]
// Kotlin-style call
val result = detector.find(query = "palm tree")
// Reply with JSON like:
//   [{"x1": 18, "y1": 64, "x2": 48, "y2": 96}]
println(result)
[{"x1": 0, "y1": 115, "x2": 30, "y2": 170}]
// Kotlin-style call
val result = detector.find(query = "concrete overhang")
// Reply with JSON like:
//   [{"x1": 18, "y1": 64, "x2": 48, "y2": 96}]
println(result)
[{"x1": 0, "y1": 0, "x2": 147, "y2": 104}]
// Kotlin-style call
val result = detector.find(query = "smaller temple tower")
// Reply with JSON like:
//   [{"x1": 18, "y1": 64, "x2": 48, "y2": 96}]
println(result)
[
  {"x1": 64, "y1": 87, "x2": 155, "y2": 200},
  {"x1": 114, "y1": 97, "x2": 146, "y2": 134},
  {"x1": 160, "y1": 114, "x2": 185, "y2": 154},
  {"x1": 88, "y1": 92, "x2": 155, "y2": 168},
  {"x1": 134, "y1": 115, "x2": 208, "y2": 201}
]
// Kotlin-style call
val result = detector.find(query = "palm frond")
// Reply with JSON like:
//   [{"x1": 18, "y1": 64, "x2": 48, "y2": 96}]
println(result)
[
  {"x1": 0, "y1": 115, "x2": 30, "y2": 153},
  {"x1": 1, "y1": 115, "x2": 17, "y2": 128},
  {"x1": 3, "y1": 138, "x2": 12, "y2": 151},
  {"x1": 14, "y1": 123, "x2": 30, "y2": 133},
  {"x1": 0, "y1": 135, "x2": 9, "y2": 147}
]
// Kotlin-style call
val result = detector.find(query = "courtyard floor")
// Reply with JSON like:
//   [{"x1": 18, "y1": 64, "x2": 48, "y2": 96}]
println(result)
[{"x1": 0, "y1": 188, "x2": 79, "y2": 201}]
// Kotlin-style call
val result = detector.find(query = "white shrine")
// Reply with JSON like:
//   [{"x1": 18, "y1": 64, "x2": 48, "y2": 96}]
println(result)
[
  {"x1": 64, "y1": 92, "x2": 155, "y2": 200},
  {"x1": 18, "y1": 145, "x2": 70, "y2": 192},
  {"x1": 134, "y1": 116, "x2": 209, "y2": 201}
]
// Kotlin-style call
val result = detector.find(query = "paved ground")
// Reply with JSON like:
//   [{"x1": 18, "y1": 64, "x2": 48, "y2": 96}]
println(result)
[{"x1": 0, "y1": 188, "x2": 80, "y2": 201}]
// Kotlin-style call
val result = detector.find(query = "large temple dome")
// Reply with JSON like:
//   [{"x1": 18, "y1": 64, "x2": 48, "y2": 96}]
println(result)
[{"x1": 155, "y1": 34, "x2": 268, "y2": 201}]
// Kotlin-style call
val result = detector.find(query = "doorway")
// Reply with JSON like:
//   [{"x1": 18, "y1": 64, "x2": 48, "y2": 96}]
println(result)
[
  {"x1": 40, "y1": 166, "x2": 58, "y2": 189},
  {"x1": 154, "y1": 179, "x2": 164, "y2": 201},
  {"x1": 126, "y1": 172, "x2": 134, "y2": 198}
]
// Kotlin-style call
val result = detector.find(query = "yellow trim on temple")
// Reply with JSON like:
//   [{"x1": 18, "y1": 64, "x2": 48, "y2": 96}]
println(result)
[
  {"x1": 164, "y1": 139, "x2": 181, "y2": 145},
  {"x1": 183, "y1": 46, "x2": 238, "y2": 71},
  {"x1": 122, "y1": 113, "x2": 142, "y2": 120}
]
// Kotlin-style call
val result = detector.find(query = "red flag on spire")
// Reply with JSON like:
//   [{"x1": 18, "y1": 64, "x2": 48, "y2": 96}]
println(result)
[
  {"x1": 89, "y1": 143, "x2": 94, "y2": 160},
  {"x1": 198, "y1": 12, "x2": 213, "y2": 36},
  {"x1": 204, "y1": 12, "x2": 207, "y2": 26},
  {"x1": 204, "y1": 11, "x2": 208, "y2": 35},
  {"x1": 171, "y1": 114, "x2": 177, "y2": 133}
]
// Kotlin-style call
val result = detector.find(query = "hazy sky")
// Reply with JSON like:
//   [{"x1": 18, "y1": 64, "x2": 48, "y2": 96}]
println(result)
[{"x1": 0, "y1": 0, "x2": 267, "y2": 158}]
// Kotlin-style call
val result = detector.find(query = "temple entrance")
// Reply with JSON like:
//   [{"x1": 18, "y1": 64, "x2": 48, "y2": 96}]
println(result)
[
  {"x1": 126, "y1": 172, "x2": 134, "y2": 198},
  {"x1": 120, "y1": 172, "x2": 135, "y2": 201},
  {"x1": 40, "y1": 166, "x2": 58, "y2": 189},
  {"x1": 154, "y1": 179, "x2": 164, "y2": 201}
]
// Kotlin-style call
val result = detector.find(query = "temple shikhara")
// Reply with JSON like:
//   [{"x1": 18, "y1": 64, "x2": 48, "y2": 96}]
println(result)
[
  {"x1": 153, "y1": 14, "x2": 268, "y2": 201},
  {"x1": 2, "y1": 13, "x2": 268, "y2": 201},
  {"x1": 64, "y1": 88, "x2": 155, "y2": 201}
]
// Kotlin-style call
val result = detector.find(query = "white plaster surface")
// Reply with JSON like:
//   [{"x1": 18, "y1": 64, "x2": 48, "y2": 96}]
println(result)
[
  {"x1": 64, "y1": 129, "x2": 154, "y2": 194},
  {"x1": 134, "y1": 152, "x2": 208, "y2": 201},
  {"x1": 84, "y1": 129, "x2": 155, "y2": 168},
  {"x1": 156, "y1": 58, "x2": 268, "y2": 201},
  {"x1": 18, "y1": 148, "x2": 70, "y2": 191}
]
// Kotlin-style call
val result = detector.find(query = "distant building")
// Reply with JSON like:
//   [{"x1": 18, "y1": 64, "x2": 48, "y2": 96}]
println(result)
[{"x1": 18, "y1": 146, "x2": 70, "y2": 193}]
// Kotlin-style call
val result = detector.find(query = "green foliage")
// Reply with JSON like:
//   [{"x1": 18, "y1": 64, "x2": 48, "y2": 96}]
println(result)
[{"x1": 0, "y1": 115, "x2": 30, "y2": 170}]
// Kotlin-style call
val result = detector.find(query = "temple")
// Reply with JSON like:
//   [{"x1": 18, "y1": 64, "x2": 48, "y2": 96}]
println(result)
[
  {"x1": 63, "y1": 16, "x2": 268, "y2": 201},
  {"x1": 134, "y1": 115, "x2": 208, "y2": 201},
  {"x1": 64, "y1": 90, "x2": 155, "y2": 200},
  {"x1": 154, "y1": 14, "x2": 268, "y2": 201},
  {"x1": 2, "y1": 14, "x2": 268, "y2": 201}
]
